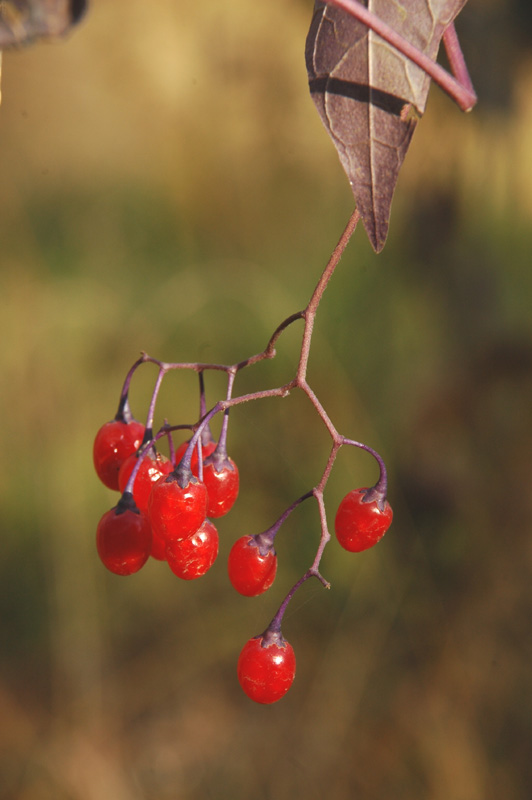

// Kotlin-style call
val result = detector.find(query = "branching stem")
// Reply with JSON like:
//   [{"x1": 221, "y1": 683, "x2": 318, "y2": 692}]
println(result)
[{"x1": 124, "y1": 208, "x2": 390, "y2": 631}]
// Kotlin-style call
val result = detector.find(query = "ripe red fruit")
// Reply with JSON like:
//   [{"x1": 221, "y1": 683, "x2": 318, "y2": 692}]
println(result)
[
  {"x1": 202, "y1": 458, "x2": 239, "y2": 518},
  {"x1": 227, "y1": 535, "x2": 277, "y2": 596},
  {"x1": 96, "y1": 496, "x2": 152, "y2": 575},
  {"x1": 334, "y1": 488, "x2": 393, "y2": 552},
  {"x1": 118, "y1": 451, "x2": 173, "y2": 513},
  {"x1": 93, "y1": 419, "x2": 145, "y2": 491},
  {"x1": 174, "y1": 439, "x2": 217, "y2": 475},
  {"x1": 150, "y1": 528, "x2": 168, "y2": 561},
  {"x1": 148, "y1": 472, "x2": 207, "y2": 543},
  {"x1": 237, "y1": 634, "x2": 296, "y2": 704},
  {"x1": 165, "y1": 519, "x2": 219, "y2": 579}
]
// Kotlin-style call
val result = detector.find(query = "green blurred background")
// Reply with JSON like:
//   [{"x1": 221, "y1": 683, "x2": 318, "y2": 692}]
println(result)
[{"x1": 1, "y1": 0, "x2": 531, "y2": 797}]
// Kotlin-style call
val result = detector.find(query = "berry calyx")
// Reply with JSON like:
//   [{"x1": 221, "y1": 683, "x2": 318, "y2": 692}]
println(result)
[
  {"x1": 334, "y1": 487, "x2": 393, "y2": 552},
  {"x1": 174, "y1": 439, "x2": 217, "y2": 476},
  {"x1": 96, "y1": 492, "x2": 152, "y2": 575},
  {"x1": 202, "y1": 457, "x2": 240, "y2": 518},
  {"x1": 118, "y1": 450, "x2": 173, "y2": 512},
  {"x1": 148, "y1": 469, "x2": 207, "y2": 543},
  {"x1": 237, "y1": 631, "x2": 296, "y2": 704},
  {"x1": 227, "y1": 535, "x2": 277, "y2": 596},
  {"x1": 93, "y1": 418, "x2": 145, "y2": 491},
  {"x1": 165, "y1": 519, "x2": 219, "y2": 579}
]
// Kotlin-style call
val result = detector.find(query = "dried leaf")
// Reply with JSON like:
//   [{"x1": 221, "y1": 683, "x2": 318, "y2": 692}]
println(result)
[
  {"x1": 306, "y1": 0, "x2": 468, "y2": 252},
  {"x1": 0, "y1": 0, "x2": 86, "y2": 49}
]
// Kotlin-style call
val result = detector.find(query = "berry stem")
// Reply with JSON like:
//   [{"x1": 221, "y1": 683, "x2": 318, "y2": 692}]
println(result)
[
  {"x1": 115, "y1": 355, "x2": 145, "y2": 421},
  {"x1": 341, "y1": 437, "x2": 389, "y2": 507},
  {"x1": 255, "y1": 491, "x2": 313, "y2": 552},
  {"x1": 213, "y1": 369, "x2": 237, "y2": 464},
  {"x1": 164, "y1": 419, "x2": 175, "y2": 462},
  {"x1": 265, "y1": 572, "x2": 310, "y2": 637},
  {"x1": 264, "y1": 563, "x2": 328, "y2": 643},
  {"x1": 142, "y1": 364, "x2": 166, "y2": 444},
  {"x1": 198, "y1": 371, "x2": 215, "y2": 446}
]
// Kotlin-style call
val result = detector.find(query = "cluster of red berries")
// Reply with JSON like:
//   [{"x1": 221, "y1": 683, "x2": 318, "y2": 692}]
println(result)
[
  {"x1": 93, "y1": 362, "x2": 393, "y2": 705},
  {"x1": 93, "y1": 416, "x2": 239, "y2": 580}
]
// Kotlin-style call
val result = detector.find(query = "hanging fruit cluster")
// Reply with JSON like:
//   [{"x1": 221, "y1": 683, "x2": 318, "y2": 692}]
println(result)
[{"x1": 93, "y1": 331, "x2": 393, "y2": 704}]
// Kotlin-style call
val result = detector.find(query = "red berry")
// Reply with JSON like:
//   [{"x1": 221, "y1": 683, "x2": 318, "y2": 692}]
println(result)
[
  {"x1": 118, "y1": 451, "x2": 173, "y2": 513},
  {"x1": 334, "y1": 488, "x2": 393, "y2": 553},
  {"x1": 227, "y1": 535, "x2": 277, "y2": 597},
  {"x1": 96, "y1": 497, "x2": 152, "y2": 575},
  {"x1": 150, "y1": 528, "x2": 167, "y2": 561},
  {"x1": 165, "y1": 519, "x2": 219, "y2": 579},
  {"x1": 174, "y1": 439, "x2": 217, "y2": 475},
  {"x1": 93, "y1": 419, "x2": 145, "y2": 491},
  {"x1": 203, "y1": 458, "x2": 240, "y2": 518},
  {"x1": 148, "y1": 472, "x2": 207, "y2": 543},
  {"x1": 237, "y1": 634, "x2": 296, "y2": 704}
]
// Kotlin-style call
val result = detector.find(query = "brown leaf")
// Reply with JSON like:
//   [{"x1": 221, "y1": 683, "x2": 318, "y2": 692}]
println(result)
[
  {"x1": 305, "y1": 0, "x2": 468, "y2": 252},
  {"x1": 0, "y1": 0, "x2": 86, "y2": 49}
]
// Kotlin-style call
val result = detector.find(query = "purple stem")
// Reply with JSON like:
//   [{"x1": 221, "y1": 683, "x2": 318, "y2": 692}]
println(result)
[
  {"x1": 210, "y1": 369, "x2": 237, "y2": 467},
  {"x1": 263, "y1": 567, "x2": 326, "y2": 641},
  {"x1": 115, "y1": 355, "x2": 145, "y2": 422},
  {"x1": 236, "y1": 311, "x2": 305, "y2": 371},
  {"x1": 164, "y1": 419, "x2": 175, "y2": 462},
  {"x1": 442, "y1": 22, "x2": 476, "y2": 98},
  {"x1": 198, "y1": 371, "x2": 215, "y2": 446},
  {"x1": 255, "y1": 491, "x2": 313, "y2": 553},
  {"x1": 341, "y1": 437, "x2": 388, "y2": 502}
]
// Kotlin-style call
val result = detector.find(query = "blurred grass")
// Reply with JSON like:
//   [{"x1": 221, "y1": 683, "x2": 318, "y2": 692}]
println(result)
[{"x1": 1, "y1": 0, "x2": 532, "y2": 798}]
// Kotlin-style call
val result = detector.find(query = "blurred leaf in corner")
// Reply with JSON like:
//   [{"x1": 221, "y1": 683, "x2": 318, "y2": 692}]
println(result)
[
  {"x1": 0, "y1": 0, "x2": 86, "y2": 47},
  {"x1": 0, "y1": 0, "x2": 87, "y2": 104},
  {"x1": 305, "y1": 0, "x2": 468, "y2": 252}
]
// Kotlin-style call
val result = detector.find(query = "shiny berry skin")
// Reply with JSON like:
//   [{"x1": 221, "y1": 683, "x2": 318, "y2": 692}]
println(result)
[
  {"x1": 334, "y1": 488, "x2": 393, "y2": 553},
  {"x1": 174, "y1": 439, "x2": 217, "y2": 475},
  {"x1": 118, "y1": 451, "x2": 173, "y2": 513},
  {"x1": 148, "y1": 473, "x2": 207, "y2": 543},
  {"x1": 93, "y1": 419, "x2": 145, "y2": 491},
  {"x1": 165, "y1": 519, "x2": 219, "y2": 579},
  {"x1": 96, "y1": 495, "x2": 152, "y2": 575},
  {"x1": 150, "y1": 528, "x2": 168, "y2": 561},
  {"x1": 237, "y1": 634, "x2": 296, "y2": 704},
  {"x1": 227, "y1": 535, "x2": 277, "y2": 596},
  {"x1": 203, "y1": 458, "x2": 239, "y2": 518}
]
